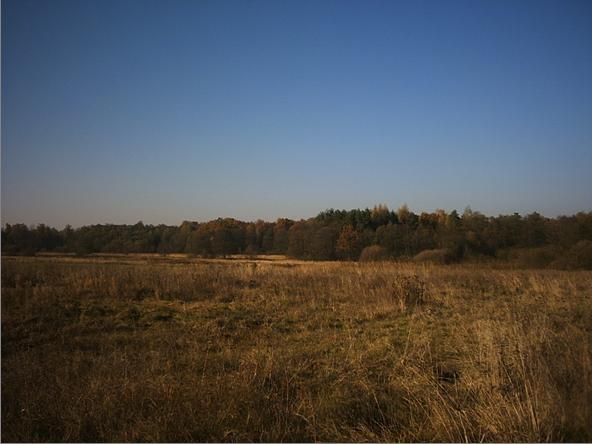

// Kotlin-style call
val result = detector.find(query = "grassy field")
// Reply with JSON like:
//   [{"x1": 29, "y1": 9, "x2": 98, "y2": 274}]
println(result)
[{"x1": 2, "y1": 255, "x2": 591, "y2": 442}]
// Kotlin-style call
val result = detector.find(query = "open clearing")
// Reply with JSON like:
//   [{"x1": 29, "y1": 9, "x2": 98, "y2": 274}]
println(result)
[{"x1": 2, "y1": 255, "x2": 591, "y2": 442}]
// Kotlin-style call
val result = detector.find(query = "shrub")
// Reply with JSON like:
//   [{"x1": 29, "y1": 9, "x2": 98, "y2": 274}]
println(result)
[
  {"x1": 413, "y1": 248, "x2": 454, "y2": 264},
  {"x1": 244, "y1": 244, "x2": 259, "y2": 257},
  {"x1": 359, "y1": 245, "x2": 388, "y2": 262},
  {"x1": 508, "y1": 246, "x2": 559, "y2": 269},
  {"x1": 550, "y1": 240, "x2": 592, "y2": 270},
  {"x1": 391, "y1": 275, "x2": 427, "y2": 310}
]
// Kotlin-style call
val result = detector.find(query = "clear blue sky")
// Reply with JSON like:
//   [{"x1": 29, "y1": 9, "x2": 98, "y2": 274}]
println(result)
[{"x1": 2, "y1": 0, "x2": 591, "y2": 227}]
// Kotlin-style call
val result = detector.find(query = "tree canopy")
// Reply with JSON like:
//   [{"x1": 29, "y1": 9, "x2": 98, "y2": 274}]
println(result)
[{"x1": 3, "y1": 206, "x2": 592, "y2": 268}]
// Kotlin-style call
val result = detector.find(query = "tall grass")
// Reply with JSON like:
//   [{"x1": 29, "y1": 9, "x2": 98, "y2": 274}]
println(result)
[{"x1": 2, "y1": 256, "x2": 591, "y2": 441}]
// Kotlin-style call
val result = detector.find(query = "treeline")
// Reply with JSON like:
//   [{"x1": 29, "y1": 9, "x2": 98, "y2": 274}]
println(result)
[{"x1": 2, "y1": 205, "x2": 592, "y2": 268}]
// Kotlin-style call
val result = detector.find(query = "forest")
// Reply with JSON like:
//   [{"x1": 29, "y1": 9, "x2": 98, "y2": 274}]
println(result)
[{"x1": 3, "y1": 205, "x2": 592, "y2": 269}]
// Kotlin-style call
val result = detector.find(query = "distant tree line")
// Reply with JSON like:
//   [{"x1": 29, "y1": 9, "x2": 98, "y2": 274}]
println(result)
[{"x1": 2, "y1": 205, "x2": 592, "y2": 268}]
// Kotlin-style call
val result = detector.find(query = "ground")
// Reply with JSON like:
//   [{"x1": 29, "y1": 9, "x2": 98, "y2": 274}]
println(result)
[{"x1": 2, "y1": 255, "x2": 591, "y2": 442}]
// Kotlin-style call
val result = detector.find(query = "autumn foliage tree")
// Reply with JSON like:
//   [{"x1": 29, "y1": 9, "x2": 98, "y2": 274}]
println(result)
[
  {"x1": 3, "y1": 206, "x2": 592, "y2": 269},
  {"x1": 336, "y1": 225, "x2": 362, "y2": 260}
]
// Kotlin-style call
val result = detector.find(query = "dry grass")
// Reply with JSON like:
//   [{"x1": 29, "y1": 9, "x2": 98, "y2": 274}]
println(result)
[{"x1": 2, "y1": 255, "x2": 591, "y2": 442}]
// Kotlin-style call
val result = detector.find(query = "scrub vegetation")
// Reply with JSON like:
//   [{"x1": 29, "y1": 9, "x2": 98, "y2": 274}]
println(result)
[{"x1": 2, "y1": 255, "x2": 591, "y2": 442}]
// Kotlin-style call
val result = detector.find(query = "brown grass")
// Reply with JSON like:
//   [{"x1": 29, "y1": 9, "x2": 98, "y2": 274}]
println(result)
[{"x1": 2, "y1": 255, "x2": 591, "y2": 442}]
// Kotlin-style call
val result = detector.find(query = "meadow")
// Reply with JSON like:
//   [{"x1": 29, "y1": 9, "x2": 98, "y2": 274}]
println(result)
[{"x1": 2, "y1": 255, "x2": 591, "y2": 442}]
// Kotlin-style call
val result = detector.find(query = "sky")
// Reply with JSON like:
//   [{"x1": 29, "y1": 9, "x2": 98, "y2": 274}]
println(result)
[{"x1": 2, "y1": 0, "x2": 592, "y2": 227}]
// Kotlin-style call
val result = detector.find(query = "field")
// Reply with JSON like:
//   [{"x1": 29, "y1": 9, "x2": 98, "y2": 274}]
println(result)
[{"x1": 2, "y1": 255, "x2": 592, "y2": 442}]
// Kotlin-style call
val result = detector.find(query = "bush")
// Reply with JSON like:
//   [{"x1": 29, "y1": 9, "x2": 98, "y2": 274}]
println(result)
[
  {"x1": 550, "y1": 240, "x2": 592, "y2": 270},
  {"x1": 508, "y1": 246, "x2": 559, "y2": 269},
  {"x1": 244, "y1": 244, "x2": 259, "y2": 257},
  {"x1": 413, "y1": 248, "x2": 454, "y2": 264},
  {"x1": 391, "y1": 275, "x2": 427, "y2": 310},
  {"x1": 359, "y1": 245, "x2": 388, "y2": 262}
]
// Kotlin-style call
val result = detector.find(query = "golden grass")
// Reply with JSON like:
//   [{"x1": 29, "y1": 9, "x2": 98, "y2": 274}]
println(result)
[{"x1": 2, "y1": 256, "x2": 591, "y2": 442}]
